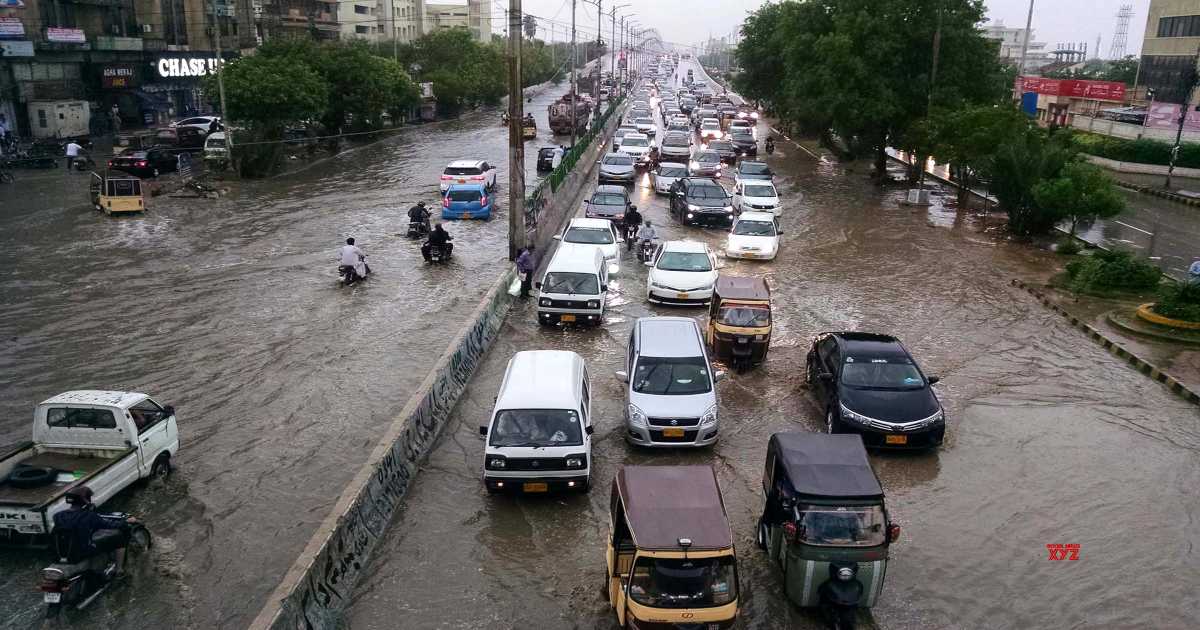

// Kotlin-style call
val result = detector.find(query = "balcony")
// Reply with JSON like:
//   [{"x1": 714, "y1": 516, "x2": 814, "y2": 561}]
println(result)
[{"x1": 95, "y1": 36, "x2": 144, "y2": 51}]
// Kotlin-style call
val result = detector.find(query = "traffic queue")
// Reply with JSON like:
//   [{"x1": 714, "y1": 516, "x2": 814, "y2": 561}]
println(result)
[{"x1": 477, "y1": 57, "x2": 935, "y2": 629}]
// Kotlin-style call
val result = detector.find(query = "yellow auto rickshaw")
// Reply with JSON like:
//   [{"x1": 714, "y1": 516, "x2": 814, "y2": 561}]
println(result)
[
  {"x1": 89, "y1": 171, "x2": 145, "y2": 215},
  {"x1": 706, "y1": 275, "x2": 771, "y2": 372},
  {"x1": 605, "y1": 465, "x2": 739, "y2": 629},
  {"x1": 522, "y1": 115, "x2": 538, "y2": 139}
]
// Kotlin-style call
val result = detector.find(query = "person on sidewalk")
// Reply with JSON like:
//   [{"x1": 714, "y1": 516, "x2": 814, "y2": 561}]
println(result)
[
  {"x1": 1189, "y1": 258, "x2": 1200, "y2": 284},
  {"x1": 516, "y1": 244, "x2": 538, "y2": 298}
]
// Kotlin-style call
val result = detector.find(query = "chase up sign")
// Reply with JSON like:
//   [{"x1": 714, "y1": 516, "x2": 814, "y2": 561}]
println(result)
[{"x1": 155, "y1": 56, "x2": 225, "y2": 79}]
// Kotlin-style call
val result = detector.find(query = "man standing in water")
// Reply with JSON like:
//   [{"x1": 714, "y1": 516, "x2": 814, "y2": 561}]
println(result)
[{"x1": 516, "y1": 244, "x2": 538, "y2": 298}]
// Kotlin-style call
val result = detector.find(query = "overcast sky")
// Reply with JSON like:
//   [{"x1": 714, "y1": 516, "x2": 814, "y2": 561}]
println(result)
[{"x1": 512, "y1": 0, "x2": 1150, "y2": 59}]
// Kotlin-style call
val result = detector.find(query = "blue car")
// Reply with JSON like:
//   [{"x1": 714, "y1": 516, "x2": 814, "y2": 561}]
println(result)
[{"x1": 442, "y1": 183, "x2": 493, "y2": 220}]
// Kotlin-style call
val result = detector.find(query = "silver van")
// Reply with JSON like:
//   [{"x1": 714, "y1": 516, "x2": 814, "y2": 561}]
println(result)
[{"x1": 615, "y1": 317, "x2": 725, "y2": 447}]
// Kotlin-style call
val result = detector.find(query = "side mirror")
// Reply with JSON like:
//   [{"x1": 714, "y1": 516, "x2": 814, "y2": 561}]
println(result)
[
  {"x1": 553, "y1": 234, "x2": 562, "y2": 241},
  {"x1": 534, "y1": 281, "x2": 542, "y2": 289},
  {"x1": 585, "y1": 425, "x2": 595, "y2": 435},
  {"x1": 478, "y1": 426, "x2": 488, "y2": 436},
  {"x1": 644, "y1": 260, "x2": 654, "y2": 267},
  {"x1": 600, "y1": 285, "x2": 608, "y2": 292},
  {"x1": 714, "y1": 370, "x2": 727, "y2": 382},
  {"x1": 163, "y1": 405, "x2": 176, "y2": 417},
  {"x1": 888, "y1": 524, "x2": 901, "y2": 543},
  {"x1": 927, "y1": 376, "x2": 940, "y2": 385},
  {"x1": 614, "y1": 370, "x2": 629, "y2": 383}
]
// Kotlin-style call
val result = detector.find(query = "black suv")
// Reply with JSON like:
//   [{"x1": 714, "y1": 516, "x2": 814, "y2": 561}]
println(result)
[
  {"x1": 805, "y1": 332, "x2": 946, "y2": 450},
  {"x1": 729, "y1": 130, "x2": 758, "y2": 157},
  {"x1": 668, "y1": 177, "x2": 734, "y2": 227}
]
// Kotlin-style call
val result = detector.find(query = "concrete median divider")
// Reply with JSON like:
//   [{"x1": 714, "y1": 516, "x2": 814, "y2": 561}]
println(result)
[{"x1": 247, "y1": 99, "x2": 624, "y2": 630}]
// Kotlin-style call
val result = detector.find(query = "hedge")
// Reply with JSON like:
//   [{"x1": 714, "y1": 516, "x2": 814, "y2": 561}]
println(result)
[{"x1": 1071, "y1": 132, "x2": 1200, "y2": 169}]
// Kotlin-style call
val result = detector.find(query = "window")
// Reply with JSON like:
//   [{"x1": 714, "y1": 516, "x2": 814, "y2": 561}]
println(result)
[
  {"x1": 130, "y1": 399, "x2": 167, "y2": 433},
  {"x1": 354, "y1": 4, "x2": 370, "y2": 14},
  {"x1": 563, "y1": 227, "x2": 615, "y2": 244},
  {"x1": 356, "y1": 25, "x2": 370, "y2": 34},
  {"x1": 46, "y1": 407, "x2": 118, "y2": 430},
  {"x1": 37, "y1": 109, "x2": 47, "y2": 128},
  {"x1": 447, "y1": 188, "x2": 482, "y2": 202},
  {"x1": 1157, "y1": 15, "x2": 1200, "y2": 38},
  {"x1": 489, "y1": 409, "x2": 583, "y2": 447},
  {"x1": 841, "y1": 356, "x2": 924, "y2": 389},
  {"x1": 542, "y1": 272, "x2": 599, "y2": 295},
  {"x1": 796, "y1": 504, "x2": 887, "y2": 547},
  {"x1": 628, "y1": 556, "x2": 737, "y2": 608},
  {"x1": 1138, "y1": 55, "x2": 1197, "y2": 104},
  {"x1": 632, "y1": 356, "x2": 712, "y2": 395}
]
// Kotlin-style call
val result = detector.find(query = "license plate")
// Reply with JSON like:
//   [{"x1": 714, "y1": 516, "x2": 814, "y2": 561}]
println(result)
[
  {"x1": 523, "y1": 482, "x2": 548, "y2": 493},
  {"x1": 560, "y1": 314, "x2": 576, "y2": 322},
  {"x1": 885, "y1": 435, "x2": 908, "y2": 445},
  {"x1": 743, "y1": 253, "x2": 758, "y2": 258},
  {"x1": 457, "y1": 179, "x2": 466, "y2": 183},
  {"x1": 43, "y1": 592, "x2": 61, "y2": 603},
  {"x1": 663, "y1": 427, "x2": 685, "y2": 438},
  {"x1": 676, "y1": 292, "x2": 689, "y2": 299}
]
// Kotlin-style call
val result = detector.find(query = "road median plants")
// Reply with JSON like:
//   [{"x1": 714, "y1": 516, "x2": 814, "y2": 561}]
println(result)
[
  {"x1": 1063, "y1": 249, "x2": 1162, "y2": 297},
  {"x1": 1152, "y1": 282, "x2": 1200, "y2": 323}
]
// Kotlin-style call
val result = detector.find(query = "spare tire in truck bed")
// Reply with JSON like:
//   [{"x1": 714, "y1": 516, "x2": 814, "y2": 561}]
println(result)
[{"x1": 6, "y1": 466, "x2": 58, "y2": 489}]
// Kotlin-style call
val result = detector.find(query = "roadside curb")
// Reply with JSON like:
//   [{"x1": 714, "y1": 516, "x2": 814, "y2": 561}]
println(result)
[
  {"x1": 1011, "y1": 279, "x2": 1200, "y2": 406},
  {"x1": 1107, "y1": 310, "x2": 1200, "y2": 347},
  {"x1": 1115, "y1": 180, "x2": 1200, "y2": 208}
]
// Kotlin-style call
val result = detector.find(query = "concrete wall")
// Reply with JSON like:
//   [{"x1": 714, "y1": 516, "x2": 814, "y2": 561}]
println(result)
[
  {"x1": 1070, "y1": 115, "x2": 1200, "y2": 142},
  {"x1": 1083, "y1": 153, "x2": 1200, "y2": 178},
  {"x1": 246, "y1": 99, "x2": 621, "y2": 630}
]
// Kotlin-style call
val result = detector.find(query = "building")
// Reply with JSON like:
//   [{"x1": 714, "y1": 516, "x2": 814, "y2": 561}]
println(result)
[
  {"x1": 424, "y1": 0, "x2": 489, "y2": 42},
  {"x1": 982, "y1": 20, "x2": 1051, "y2": 72},
  {"x1": 336, "y1": 0, "x2": 424, "y2": 43},
  {"x1": 1136, "y1": 0, "x2": 1200, "y2": 105}
]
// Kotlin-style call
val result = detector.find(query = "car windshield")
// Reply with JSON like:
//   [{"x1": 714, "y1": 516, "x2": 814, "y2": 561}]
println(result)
[
  {"x1": 632, "y1": 356, "x2": 713, "y2": 395},
  {"x1": 702, "y1": 124, "x2": 720, "y2": 131},
  {"x1": 448, "y1": 189, "x2": 482, "y2": 201},
  {"x1": 708, "y1": 141, "x2": 732, "y2": 151},
  {"x1": 629, "y1": 556, "x2": 737, "y2": 609},
  {"x1": 740, "y1": 163, "x2": 772, "y2": 175},
  {"x1": 733, "y1": 220, "x2": 775, "y2": 236},
  {"x1": 718, "y1": 305, "x2": 770, "y2": 327},
  {"x1": 664, "y1": 135, "x2": 688, "y2": 146},
  {"x1": 623, "y1": 137, "x2": 649, "y2": 147},
  {"x1": 207, "y1": 138, "x2": 226, "y2": 148},
  {"x1": 696, "y1": 153, "x2": 720, "y2": 164},
  {"x1": 488, "y1": 409, "x2": 583, "y2": 447},
  {"x1": 659, "y1": 167, "x2": 688, "y2": 177},
  {"x1": 796, "y1": 504, "x2": 887, "y2": 547},
  {"x1": 744, "y1": 184, "x2": 776, "y2": 198},
  {"x1": 444, "y1": 166, "x2": 482, "y2": 176},
  {"x1": 841, "y1": 356, "x2": 925, "y2": 389},
  {"x1": 689, "y1": 185, "x2": 728, "y2": 200},
  {"x1": 542, "y1": 271, "x2": 599, "y2": 295},
  {"x1": 657, "y1": 251, "x2": 713, "y2": 272},
  {"x1": 604, "y1": 154, "x2": 634, "y2": 165},
  {"x1": 635, "y1": 118, "x2": 653, "y2": 125},
  {"x1": 564, "y1": 227, "x2": 614, "y2": 244},
  {"x1": 592, "y1": 193, "x2": 626, "y2": 205}
]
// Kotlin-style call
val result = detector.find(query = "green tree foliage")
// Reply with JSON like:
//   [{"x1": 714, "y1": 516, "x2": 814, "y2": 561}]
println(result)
[
  {"x1": 1065, "y1": 250, "x2": 1161, "y2": 295},
  {"x1": 926, "y1": 104, "x2": 1033, "y2": 201},
  {"x1": 990, "y1": 129, "x2": 1078, "y2": 237},
  {"x1": 1043, "y1": 56, "x2": 1139, "y2": 86},
  {"x1": 205, "y1": 55, "x2": 327, "y2": 130},
  {"x1": 1033, "y1": 161, "x2": 1125, "y2": 236},
  {"x1": 1154, "y1": 282, "x2": 1200, "y2": 322},
  {"x1": 399, "y1": 29, "x2": 507, "y2": 115}
]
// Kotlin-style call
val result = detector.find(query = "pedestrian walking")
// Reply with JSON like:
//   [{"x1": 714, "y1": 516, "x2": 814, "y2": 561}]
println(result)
[
  {"x1": 110, "y1": 104, "x2": 122, "y2": 134},
  {"x1": 1189, "y1": 258, "x2": 1200, "y2": 284},
  {"x1": 64, "y1": 140, "x2": 84, "y2": 171},
  {"x1": 0, "y1": 114, "x2": 10, "y2": 148},
  {"x1": 516, "y1": 244, "x2": 538, "y2": 298}
]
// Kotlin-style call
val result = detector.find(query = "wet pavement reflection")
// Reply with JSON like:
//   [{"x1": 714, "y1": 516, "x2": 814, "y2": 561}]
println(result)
[{"x1": 343, "y1": 62, "x2": 1200, "y2": 630}]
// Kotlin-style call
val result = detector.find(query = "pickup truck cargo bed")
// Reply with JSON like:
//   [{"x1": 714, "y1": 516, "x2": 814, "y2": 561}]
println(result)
[{"x1": 0, "y1": 449, "x2": 132, "y2": 508}]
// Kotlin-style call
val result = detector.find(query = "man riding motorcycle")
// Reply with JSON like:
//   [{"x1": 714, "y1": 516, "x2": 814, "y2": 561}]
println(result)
[
  {"x1": 407, "y1": 202, "x2": 432, "y2": 236},
  {"x1": 52, "y1": 486, "x2": 136, "y2": 577},
  {"x1": 623, "y1": 206, "x2": 643, "y2": 251},
  {"x1": 423, "y1": 224, "x2": 453, "y2": 262},
  {"x1": 338, "y1": 237, "x2": 369, "y2": 283},
  {"x1": 765, "y1": 136, "x2": 776, "y2": 155},
  {"x1": 636, "y1": 220, "x2": 659, "y2": 261}
]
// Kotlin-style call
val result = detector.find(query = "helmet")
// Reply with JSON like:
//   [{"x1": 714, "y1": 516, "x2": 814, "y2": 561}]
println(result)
[
  {"x1": 417, "y1": 201, "x2": 426, "y2": 208},
  {"x1": 346, "y1": 237, "x2": 355, "y2": 245},
  {"x1": 64, "y1": 486, "x2": 94, "y2": 507},
  {"x1": 644, "y1": 220, "x2": 652, "y2": 226}
]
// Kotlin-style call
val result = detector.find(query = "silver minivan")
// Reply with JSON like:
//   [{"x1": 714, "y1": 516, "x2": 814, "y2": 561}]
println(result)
[{"x1": 615, "y1": 317, "x2": 725, "y2": 447}]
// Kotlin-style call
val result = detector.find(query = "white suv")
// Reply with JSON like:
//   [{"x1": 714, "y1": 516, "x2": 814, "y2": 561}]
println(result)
[{"x1": 440, "y1": 159, "x2": 497, "y2": 193}]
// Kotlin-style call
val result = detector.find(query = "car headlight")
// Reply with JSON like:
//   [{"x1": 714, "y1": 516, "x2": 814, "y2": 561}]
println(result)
[
  {"x1": 688, "y1": 204, "x2": 700, "y2": 211},
  {"x1": 486, "y1": 456, "x2": 507, "y2": 469},
  {"x1": 700, "y1": 405, "x2": 718, "y2": 427},
  {"x1": 689, "y1": 161, "x2": 699, "y2": 169},
  {"x1": 686, "y1": 212, "x2": 694, "y2": 219},
  {"x1": 930, "y1": 410, "x2": 946, "y2": 424},
  {"x1": 628, "y1": 404, "x2": 648, "y2": 428},
  {"x1": 840, "y1": 402, "x2": 870, "y2": 425},
  {"x1": 539, "y1": 298, "x2": 551, "y2": 307},
  {"x1": 650, "y1": 282, "x2": 670, "y2": 290},
  {"x1": 725, "y1": 206, "x2": 734, "y2": 214},
  {"x1": 565, "y1": 455, "x2": 586, "y2": 469},
  {"x1": 587, "y1": 300, "x2": 600, "y2": 309}
]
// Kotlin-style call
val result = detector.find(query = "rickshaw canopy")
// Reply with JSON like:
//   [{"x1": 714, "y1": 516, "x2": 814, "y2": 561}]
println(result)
[
  {"x1": 769, "y1": 433, "x2": 883, "y2": 501},
  {"x1": 714, "y1": 275, "x2": 769, "y2": 302},
  {"x1": 616, "y1": 465, "x2": 733, "y2": 552}
]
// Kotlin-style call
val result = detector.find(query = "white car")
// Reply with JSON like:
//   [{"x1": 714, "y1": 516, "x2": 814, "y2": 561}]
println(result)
[
  {"x1": 555, "y1": 217, "x2": 623, "y2": 273},
  {"x1": 171, "y1": 115, "x2": 220, "y2": 131},
  {"x1": 699, "y1": 122, "x2": 723, "y2": 141},
  {"x1": 645, "y1": 240, "x2": 719, "y2": 306},
  {"x1": 613, "y1": 125, "x2": 639, "y2": 149},
  {"x1": 633, "y1": 117, "x2": 658, "y2": 138},
  {"x1": 725, "y1": 212, "x2": 780, "y2": 260},
  {"x1": 651, "y1": 162, "x2": 689, "y2": 194},
  {"x1": 733, "y1": 180, "x2": 782, "y2": 216},
  {"x1": 440, "y1": 159, "x2": 497, "y2": 193},
  {"x1": 619, "y1": 133, "x2": 654, "y2": 167}
]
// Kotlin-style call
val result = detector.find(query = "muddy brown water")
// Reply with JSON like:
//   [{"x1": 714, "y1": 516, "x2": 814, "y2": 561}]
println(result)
[
  {"x1": 342, "y1": 64, "x2": 1200, "y2": 630},
  {"x1": 0, "y1": 84, "x2": 578, "y2": 629}
]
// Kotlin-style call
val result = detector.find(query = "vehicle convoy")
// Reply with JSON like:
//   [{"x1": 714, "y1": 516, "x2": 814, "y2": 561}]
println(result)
[
  {"x1": 548, "y1": 94, "x2": 591, "y2": 136},
  {"x1": 605, "y1": 465, "x2": 739, "y2": 629},
  {"x1": 706, "y1": 275, "x2": 772, "y2": 372},
  {"x1": 0, "y1": 391, "x2": 178, "y2": 542},
  {"x1": 757, "y1": 433, "x2": 901, "y2": 630},
  {"x1": 480, "y1": 351, "x2": 594, "y2": 493}
]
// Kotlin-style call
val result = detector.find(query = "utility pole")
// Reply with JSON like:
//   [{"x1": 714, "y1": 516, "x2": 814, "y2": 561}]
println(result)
[
  {"x1": 507, "y1": 0, "x2": 526, "y2": 260},
  {"x1": 211, "y1": 1, "x2": 232, "y2": 169},
  {"x1": 919, "y1": 4, "x2": 943, "y2": 190},
  {"x1": 570, "y1": 0, "x2": 578, "y2": 147},
  {"x1": 1017, "y1": 0, "x2": 1035, "y2": 75},
  {"x1": 1166, "y1": 46, "x2": 1200, "y2": 190}
]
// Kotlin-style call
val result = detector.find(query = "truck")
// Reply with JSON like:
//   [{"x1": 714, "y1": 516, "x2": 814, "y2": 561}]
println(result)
[
  {"x1": 548, "y1": 93, "x2": 592, "y2": 136},
  {"x1": 0, "y1": 391, "x2": 179, "y2": 543}
]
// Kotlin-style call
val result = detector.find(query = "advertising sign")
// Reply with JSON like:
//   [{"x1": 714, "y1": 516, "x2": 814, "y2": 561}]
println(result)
[
  {"x1": 154, "y1": 56, "x2": 223, "y2": 79},
  {"x1": 1017, "y1": 76, "x2": 1127, "y2": 102},
  {"x1": 0, "y1": 40, "x2": 33, "y2": 57},
  {"x1": 1143, "y1": 102, "x2": 1200, "y2": 131},
  {"x1": 46, "y1": 27, "x2": 85, "y2": 43},
  {"x1": 0, "y1": 17, "x2": 24, "y2": 39},
  {"x1": 0, "y1": 0, "x2": 26, "y2": 7},
  {"x1": 102, "y1": 65, "x2": 137, "y2": 89}
]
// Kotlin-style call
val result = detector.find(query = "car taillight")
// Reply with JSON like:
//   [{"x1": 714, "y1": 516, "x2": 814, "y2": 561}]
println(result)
[
  {"x1": 480, "y1": 196, "x2": 488, "y2": 206},
  {"x1": 471, "y1": 175, "x2": 484, "y2": 180},
  {"x1": 137, "y1": 160, "x2": 147, "y2": 167},
  {"x1": 440, "y1": 175, "x2": 452, "y2": 180},
  {"x1": 107, "y1": 160, "x2": 114, "y2": 167},
  {"x1": 442, "y1": 196, "x2": 450, "y2": 208}
]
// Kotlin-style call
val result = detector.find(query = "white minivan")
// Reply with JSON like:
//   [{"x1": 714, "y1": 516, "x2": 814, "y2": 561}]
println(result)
[
  {"x1": 480, "y1": 350, "x2": 593, "y2": 493},
  {"x1": 536, "y1": 246, "x2": 609, "y2": 326}
]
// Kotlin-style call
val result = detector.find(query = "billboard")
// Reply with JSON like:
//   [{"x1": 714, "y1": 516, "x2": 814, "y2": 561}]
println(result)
[
  {"x1": 46, "y1": 27, "x2": 85, "y2": 43},
  {"x1": 1143, "y1": 102, "x2": 1200, "y2": 131},
  {"x1": 1017, "y1": 76, "x2": 1127, "y2": 102},
  {"x1": 0, "y1": 17, "x2": 24, "y2": 39}
]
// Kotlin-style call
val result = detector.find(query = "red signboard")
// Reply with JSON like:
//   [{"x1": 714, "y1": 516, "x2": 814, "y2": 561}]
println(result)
[{"x1": 1017, "y1": 76, "x2": 1126, "y2": 102}]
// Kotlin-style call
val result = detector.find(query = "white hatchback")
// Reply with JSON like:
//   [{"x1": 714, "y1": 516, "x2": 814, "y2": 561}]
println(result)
[
  {"x1": 645, "y1": 240, "x2": 719, "y2": 306},
  {"x1": 725, "y1": 212, "x2": 780, "y2": 260},
  {"x1": 440, "y1": 159, "x2": 497, "y2": 193}
]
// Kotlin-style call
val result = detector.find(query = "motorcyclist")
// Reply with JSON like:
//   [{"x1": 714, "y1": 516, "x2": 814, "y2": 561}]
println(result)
[
  {"x1": 623, "y1": 206, "x2": 643, "y2": 251},
  {"x1": 423, "y1": 224, "x2": 453, "y2": 262},
  {"x1": 52, "y1": 486, "x2": 136, "y2": 576},
  {"x1": 338, "y1": 237, "x2": 368, "y2": 282},
  {"x1": 765, "y1": 136, "x2": 776, "y2": 155},
  {"x1": 407, "y1": 202, "x2": 432, "y2": 235},
  {"x1": 636, "y1": 220, "x2": 659, "y2": 259}
]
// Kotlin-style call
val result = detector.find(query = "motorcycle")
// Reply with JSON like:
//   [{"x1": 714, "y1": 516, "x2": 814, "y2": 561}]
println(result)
[
  {"x1": 407, "y1": 219, "x2": 430, "y2": 240},
  {"x1": 72, "y1": 155, "x2": 96, "y2": 171},
  {"x1": 625, "y1": 223, "x2": 640, "y2": 251},
  {"x1": 426, "y1": 242, "x2": 452, "y2": 264},
  {"x1": 637, "y1": 237, "x2": 658, "y2": 263},
  {"x1": 40, "y1": 513, "x2": 152, "y2": 618},
  {"x1": 339, "y1": 255, "x2": 370, "y2": 286},
  {"x1": 818, "y1": 561, "x2": 863, "y2": 630},
  {"x1": 765, "y1": 138, "x2": 776, "y2": 156}
]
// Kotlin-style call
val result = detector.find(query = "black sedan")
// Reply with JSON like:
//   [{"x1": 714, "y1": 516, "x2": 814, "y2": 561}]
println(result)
[
  {"x1": 729, "y1": 130, "x2": 758, "y2": 157},
  {"x1": 705, "y1": 139, "x2": 737, "y2": 164},
  {"x1": 805, "y1": 332, "x2": 945, "y2": 450},
  {"x1": 107, "y1": 147, "x2": 178, "y2": 178}
]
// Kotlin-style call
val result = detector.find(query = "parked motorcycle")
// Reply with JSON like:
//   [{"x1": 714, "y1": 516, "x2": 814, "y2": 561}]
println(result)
[
  {"x1": 338, "y1": 255, "x2": 370, "y2": 286},
  {"x1": 40, "y1": 513, "x2": 151, "y2": 618}
]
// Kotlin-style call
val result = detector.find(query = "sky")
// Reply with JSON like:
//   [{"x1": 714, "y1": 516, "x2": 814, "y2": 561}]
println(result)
[{"x1": 509, "y1": 0, "x2": 1151, "y2": 59}]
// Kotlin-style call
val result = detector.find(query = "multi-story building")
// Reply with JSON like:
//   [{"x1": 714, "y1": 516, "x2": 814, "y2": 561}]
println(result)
[
  {"x1": 336, "y1": 0, "x2": 423, "y2": 43},
  {"x1": 1136, "y1": 0, "x2": 1200, "y2": 105},
  {"x1": 424, "y1": 0, "x2": 488, "y2": 42},
  {"x1": 982, "y1": 20, "x2": 1051, "y2": 72}
]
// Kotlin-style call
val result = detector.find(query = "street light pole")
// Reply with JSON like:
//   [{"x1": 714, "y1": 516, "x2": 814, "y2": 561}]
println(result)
[
  {"x1": 1017, "y1": 0, "x2": 1035, "y2": 74},
  {"x1": 570, "y1": 0, "x2": 577, "y2": 147},
  {"x1": 507, "y1": 0, "x2": 526, "y2": 260}
]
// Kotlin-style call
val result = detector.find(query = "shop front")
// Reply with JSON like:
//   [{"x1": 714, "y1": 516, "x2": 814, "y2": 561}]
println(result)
[{"x1": 140, "y1": 52, "x2": 228, "y2": 124}]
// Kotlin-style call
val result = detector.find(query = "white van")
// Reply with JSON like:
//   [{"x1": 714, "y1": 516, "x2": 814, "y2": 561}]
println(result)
[
  {"x1": 203, "y1": 132, "x2": 228, "y2": 162},
  {"x1": 479, "y1": 350, "x2": 593, "y2": 493},
  {"x1": 536, "y1": 246, "x2": 608, "y2": 326}
]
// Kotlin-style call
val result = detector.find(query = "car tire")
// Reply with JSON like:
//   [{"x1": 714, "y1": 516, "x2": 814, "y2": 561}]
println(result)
[
  {"x1": 756, "y1": 516, "x2": 769, "y2": 551},
  {"x1": 152, "y1": 168, "x2": 159, "y2": 178},
  {"x1": 826, "y1": 408, "x2": 841, "y2": 434}
]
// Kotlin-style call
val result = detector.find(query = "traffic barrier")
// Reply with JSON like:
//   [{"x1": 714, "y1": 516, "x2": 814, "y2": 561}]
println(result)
[{"x1": 247, "y1": 94, "x2": 626, "y2": 630}]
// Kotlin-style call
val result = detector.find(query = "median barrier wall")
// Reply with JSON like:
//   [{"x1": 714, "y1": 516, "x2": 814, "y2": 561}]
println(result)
[{"x1": 247, "y1": 97, "x2": 624, "y2": 630}]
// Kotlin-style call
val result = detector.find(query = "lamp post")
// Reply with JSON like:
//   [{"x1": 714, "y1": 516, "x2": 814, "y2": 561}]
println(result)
[{"x1": 609, "y1": 4, "x2": 630, "y2": 80}]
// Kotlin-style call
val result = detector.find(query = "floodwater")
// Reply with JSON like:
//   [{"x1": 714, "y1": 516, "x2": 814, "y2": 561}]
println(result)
[
  {"x1": 0, "y1": 78, "x2": 586, "y2": 629},
  {"x1": 344, "y1": 62, "x2": 1200, "y2": 630}
]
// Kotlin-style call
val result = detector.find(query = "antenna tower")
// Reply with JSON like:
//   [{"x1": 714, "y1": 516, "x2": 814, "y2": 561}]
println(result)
[{"x1": 1108, "y1": 4, "x2": 1133, "y2": 59}]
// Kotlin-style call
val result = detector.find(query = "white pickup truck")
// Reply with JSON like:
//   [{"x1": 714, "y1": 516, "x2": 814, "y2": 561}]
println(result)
[{"x1": 0, "y1": 391, "x2": 179, "y2": 541}]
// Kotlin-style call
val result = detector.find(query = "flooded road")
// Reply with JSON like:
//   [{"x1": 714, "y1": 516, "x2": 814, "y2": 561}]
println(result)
[
  {"x1": 344, "y1": 62, "x2": 1200, "y2": 630},
  {"x1": 0, "y1": 78, "x2": 595, "y2": 629}
]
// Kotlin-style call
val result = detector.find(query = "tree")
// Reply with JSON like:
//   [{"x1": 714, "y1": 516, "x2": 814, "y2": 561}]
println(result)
[
  {"x1": 928, "y1": 104, "x2": 1033, "y2": 203},
  {"x1": 1101, "y1": 55, "x2": 1139, "y2": 86},
  {"x1": 990, "y1": 129, "x2": 1077, "y2": 237},
  {"x1": 311, "y1": 40, "x2": 419, "y2": 131},
  {"x1": 207, "y1": 55, "x2": 327, "y2": 129},
  {"x1": 1033, "y1": 161, "x2": 1125, "y2": 237},
  {"x1": 406, "y1": 29, "x2": 506, "y2": 114},
  {"x1": 523, "y1": 14, "x2": 538, "y2": 40}
]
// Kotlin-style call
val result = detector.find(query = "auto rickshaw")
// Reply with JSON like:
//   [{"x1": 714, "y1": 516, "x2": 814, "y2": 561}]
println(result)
[
  {"x1": 756, "y1": 433, "x2": 900, "y2": 630},
  {"x1": 111, "y1": 130, "x2": 158, "y2": 157},
  {"x1": 606, "y1": 465, "x2": 739, "y2": 629},
  {"x1": 521, "y1": 115, "x2": 538, "y2": 139},
  {"x1": 706, "y1": 275, "x2": 771, "y2": 372},
  {"x1": 89, "y1": 170, "x2": 145, "y2": 215}
]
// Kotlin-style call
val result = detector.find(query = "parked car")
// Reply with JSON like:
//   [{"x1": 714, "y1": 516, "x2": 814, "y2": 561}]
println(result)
[
  {"x1": 584, "y1": 184, "x2": 634, "y2": 226},
  {"x1": 651, "y1": 162, "x2": 689, "y2": 195},
  {"x1": 733, "y1": 180, "x2": 782, "y2": 216},
  {"x1": 669, "y1": 177, "x2": 734, "y2": 227},
  {"x1": 107, "y1": 147, "x2": 178, "y2": 178},
  {"x1": 442, "y1": 183, "x2": 493, "y2": 220},
  {"x1": 597, "y1": 152, "x2": 637, "y2": 185},
  {"x1": 645, "y1": 240, "x2": 720, "y2": 306},
  {"x1": 805, "y1": 332, "x2": 946, "y2": 450},
  {"x1": 688, "y1": 150, "x2": 723, "y2": 178},
  {"x1": 725, "y1": 211, "x2": 780, "y2": 260},
  {"x1": 440, "y1": 159, "x2": 497, "y2": 193},
  {"x1": 171, "y1": 115, "x2": 221, "y2": 132}
]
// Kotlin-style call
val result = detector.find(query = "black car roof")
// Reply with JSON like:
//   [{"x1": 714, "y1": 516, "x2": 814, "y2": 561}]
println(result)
[
  {"x1": 828, "y1": 332, "x2": 906, "y2": 357},
  {"x1": 769, "y1": 433, "x2": 884, "y2": 500}
]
